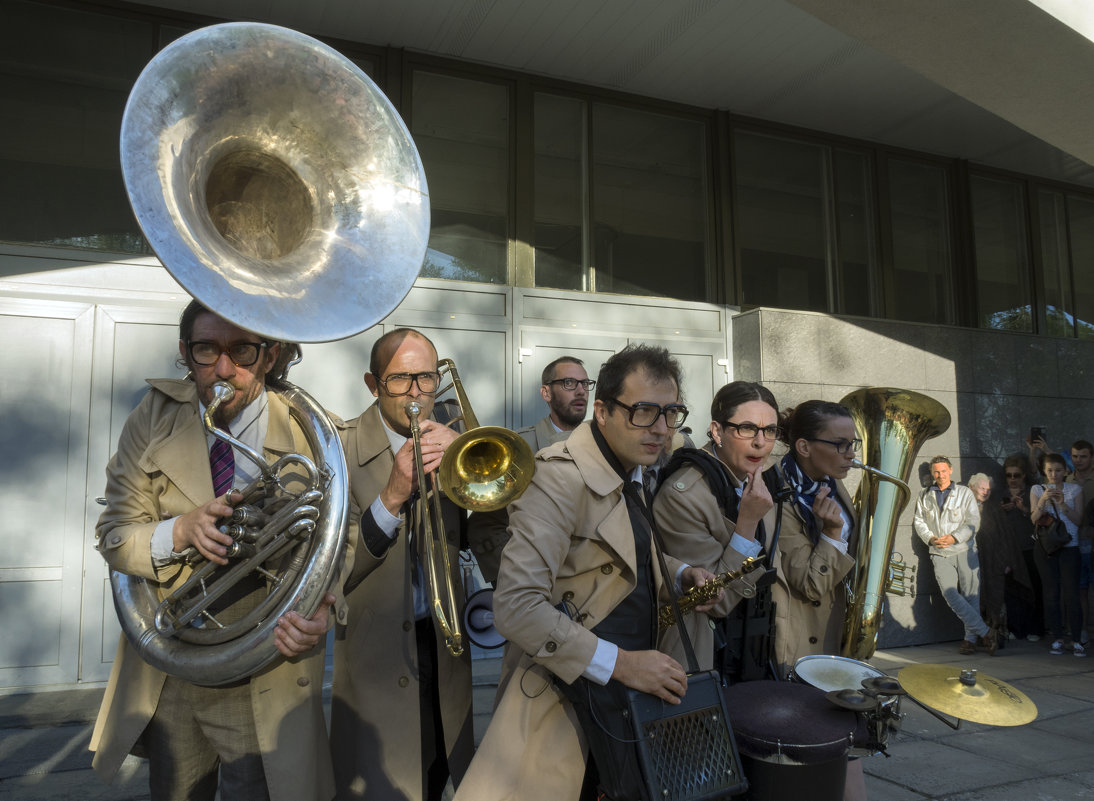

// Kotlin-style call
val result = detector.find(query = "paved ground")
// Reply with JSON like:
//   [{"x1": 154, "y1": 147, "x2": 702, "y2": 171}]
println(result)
[{"x1": 2, "y1": 637, "x2": 1091, "y2": 800}]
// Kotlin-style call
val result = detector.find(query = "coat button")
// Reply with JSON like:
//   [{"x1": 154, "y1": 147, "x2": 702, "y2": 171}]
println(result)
[
  {"x1": 819, "y1": 565, "x2": 828, "y2": 574},
  {"x1": 809, "y1": 637, "x2": 818, "y2": 644},
  {"x1": 403, "y1": 620, "x2": 413, "y2": 632},
  {"x1": 741, "y1": 585, "x2": 755, "y2": 598},
  {"x1": 399, "y1": 676, "x2": 409, "y2": 688},
  {"x1": 601, "y1": 565, "x2": 613, "y2": 575},
  {"x1": 812, "y1": 600, "x2": 821, "y2": 607},
  {"x1": 110, "y1": 535, "x2": 121, "y2": 545},
  {"x1": 297, "y1": 677, "x2": 310, "y2": 687},
  {"x1": 562, "y1": 591, "x2": 575, "y2": 601},
  {"x1": 545, "y1": 641, "x2": 558, "y2": 653},
  {"x1": 675, "y1": 481, "x2": 686, "y2": 490}
]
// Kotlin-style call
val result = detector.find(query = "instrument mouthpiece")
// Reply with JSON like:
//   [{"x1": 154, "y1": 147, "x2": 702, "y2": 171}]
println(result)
[{"x1": 851, "y1": 459, "x2": 865, "y2": 469}]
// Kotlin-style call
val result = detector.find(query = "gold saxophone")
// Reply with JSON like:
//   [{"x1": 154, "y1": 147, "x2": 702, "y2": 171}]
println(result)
[{"x1": 658, "y1": 556, "x2": 764, "y2": 629}]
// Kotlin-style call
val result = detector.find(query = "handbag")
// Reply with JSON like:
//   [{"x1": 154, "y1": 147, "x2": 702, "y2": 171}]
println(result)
[
  {"x1": 556, "y1": 483, "x2": 747, "y2": 801},
  {"x1": 1035, "y1": 494, "x2": 1070, "y2": 555}
]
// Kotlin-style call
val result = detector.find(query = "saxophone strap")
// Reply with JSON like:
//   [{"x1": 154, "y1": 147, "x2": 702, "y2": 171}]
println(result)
[{"x1": 625, "y1": 478, "x2": 700, "y2": 674}]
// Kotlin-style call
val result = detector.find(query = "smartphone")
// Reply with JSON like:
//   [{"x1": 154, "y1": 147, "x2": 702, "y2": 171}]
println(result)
[{"x1": 1030, "y1": 425, "x2": 1047, "y2": 444}]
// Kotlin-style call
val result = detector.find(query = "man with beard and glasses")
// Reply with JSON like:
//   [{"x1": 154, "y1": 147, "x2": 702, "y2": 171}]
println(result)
[
  {"x1": 468, "y1": 356, "x2": 593, "y2": 586},
  {"x1": 90, "y1": 299, "x2": 337, "y2": 801}
]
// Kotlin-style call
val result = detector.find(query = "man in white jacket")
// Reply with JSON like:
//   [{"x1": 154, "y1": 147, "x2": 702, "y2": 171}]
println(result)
[{"x1": 913, "y1": 455, "x2": 995, "y2": 655}]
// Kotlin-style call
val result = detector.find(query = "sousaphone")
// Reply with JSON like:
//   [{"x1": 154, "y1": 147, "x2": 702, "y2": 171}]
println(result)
[{"x1": 111, "y1": 22, "x2": 429, "y2": 685}]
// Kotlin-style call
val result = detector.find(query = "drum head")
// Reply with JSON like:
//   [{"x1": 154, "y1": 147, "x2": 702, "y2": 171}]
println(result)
[{"x1": 793, "y1": 654, "x2": 886, "y2": 692}]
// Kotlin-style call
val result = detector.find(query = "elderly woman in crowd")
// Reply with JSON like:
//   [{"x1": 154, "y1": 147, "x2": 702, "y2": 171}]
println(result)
[{"x1": 968, "y1": 471, "x2": 1030, "y2": 647}]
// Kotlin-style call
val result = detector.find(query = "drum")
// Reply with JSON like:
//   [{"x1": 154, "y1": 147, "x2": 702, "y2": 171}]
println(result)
[
  {"x1": 723, "y1": 681, "x2": 859, "y2": 801},
  {"x1": 792, "y1": 654, "x2": 902, "y2": 756}
]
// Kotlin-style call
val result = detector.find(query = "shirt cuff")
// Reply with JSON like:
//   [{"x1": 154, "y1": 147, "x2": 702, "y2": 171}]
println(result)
[
  {"x1": 821, "y1": 534, "x2": 849, "y2": 554},
  {"x1": 730, "y1": 533, "x2": 763, "y2": 558},
  {"x1": 151, "y1": 517, "x2": 177, "y2": 564},
  {"x1": 369, "y1": 496, "x2": 402, "y2": 538},
  {"x1": 583, "y1": 638, "x2": 618, "y2": 685}
]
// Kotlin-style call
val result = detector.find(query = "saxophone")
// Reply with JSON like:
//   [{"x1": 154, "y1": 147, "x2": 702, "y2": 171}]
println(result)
[{"x1": 658, "y1": 556, "x2": 764, "y2": 629}]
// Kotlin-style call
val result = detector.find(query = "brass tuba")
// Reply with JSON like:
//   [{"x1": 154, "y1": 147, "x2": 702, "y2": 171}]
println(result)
[
  {"x1": 839, "y1": 387, "x2": 950, "y2": 661},
  {"x1": 111, "y1": 22, "x2": 429, "y2": 685}
]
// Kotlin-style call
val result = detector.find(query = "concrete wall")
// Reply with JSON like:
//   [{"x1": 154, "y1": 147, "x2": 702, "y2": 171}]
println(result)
[{"x1": 732, "y1": 307, "x2": 1094, "y2": 647}]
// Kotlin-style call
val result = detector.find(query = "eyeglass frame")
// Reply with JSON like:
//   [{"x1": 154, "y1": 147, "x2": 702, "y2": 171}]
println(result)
[
  {"x1": 807, "y1": 437, "x2": 863, "y2": 454},
  {"x1": 720, "y1": 421, "x2": 782, "y2": 441},
  {"x1": 377, "y1": 371, "x2": 442, "y2": 396},
  {"x1": 187, "y1": 339, "x2": 268, "y2": 367},
  {"x1": 545, "y1": 377, "x2": 596, "y2": 391},
  {"x1": 607, "y1": 398, "x2": 689, "y2": 429}
]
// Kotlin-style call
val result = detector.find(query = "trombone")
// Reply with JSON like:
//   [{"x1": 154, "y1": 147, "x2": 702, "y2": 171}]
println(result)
[{"x1": 406, "y1": 359, "x2": 535, "y2": 657}]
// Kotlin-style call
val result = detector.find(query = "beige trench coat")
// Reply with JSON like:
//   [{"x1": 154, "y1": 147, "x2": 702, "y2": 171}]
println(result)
[
  {"x1": 771, "y1": 478, "x2": 857, "y2": 678},
  {"x1": 467, "y1": 415, "x2": 571, "y2": 584},
  {"x1": 330, "y1": 403, "x2": 473, "y2": 801},
  {"x1": 454, "y1": 422, "x2": 685, "y2": 801},
  {"x1": 89, "y1": 379, "x2": 334, "y2": 801},
  {"x1": 651, "y1": 445, "x2": 771, "y2": 670}
]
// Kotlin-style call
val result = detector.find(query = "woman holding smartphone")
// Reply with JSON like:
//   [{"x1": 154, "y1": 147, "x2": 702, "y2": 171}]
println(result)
[{"x1": 1030, "y1": 452, "x2": 1085, "y2": 656}]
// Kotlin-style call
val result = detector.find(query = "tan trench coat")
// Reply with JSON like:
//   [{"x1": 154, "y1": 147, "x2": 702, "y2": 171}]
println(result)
[
  {"x1": 771, "y1": 478, "x2": 857, "y2": 678},
  {"x1": 330, "y1": 403, "x2": 473, "y2": 801},
  {"x1": 467, "y1": 415, "x2": 571, "y2": 584},
  {"x1": 89, "y1": 379, "x2": 334, "y2": 801},
  {"x1": 651, "y1": 445, "x2": 770, "y2": 670},
  {"x1": 454, "y1": 422, "x2": 684, "y2": 801}
]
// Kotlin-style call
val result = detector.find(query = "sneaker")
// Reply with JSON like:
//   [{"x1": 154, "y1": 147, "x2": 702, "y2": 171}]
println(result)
[
  {"x1": 1075, "y1": 643, "x2": 1087, "y2": 658},
  {"x1": 959, "y1": 640, "x2": 976, "y2": 655},
  {"x1": 1027, "y1": 634, "x2": 1042, "y2": 642},
  {"x1": 1007, "y1": 631, "x2": 1017, "y2": 641},
  {"x1": 1050, "y1": 639, "x2": 1065, "y2": 655}
]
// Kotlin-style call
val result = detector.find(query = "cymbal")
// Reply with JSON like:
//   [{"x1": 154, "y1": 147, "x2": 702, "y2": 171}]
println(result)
[{"x1": 897, "y1": 664, "x2": 1037, "y2": 726}]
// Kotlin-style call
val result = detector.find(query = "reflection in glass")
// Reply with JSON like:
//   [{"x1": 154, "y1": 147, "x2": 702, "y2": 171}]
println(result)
[
  {"x1": 887, "y1": 159, "x2": 953, "y2": 324},
  {"x1": 972, "y1": 175, "x2": 1031, "y2": 332},
  {"x1": 534, "y1": 94, "x2": 586, "y2": 291},
  {"x1": 412, "y1": 72, "x2": 509, "y2": 284}
]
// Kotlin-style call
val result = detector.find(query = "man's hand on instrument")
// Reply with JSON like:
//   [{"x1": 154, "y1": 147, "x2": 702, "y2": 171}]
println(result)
[
  {"x1": 681, "y1": 566, "x2": 722, "y2": 612},
  {"x1": 612, "y1": 649, "x2": 688, "y2": 704},
  {"x1": 417, "y1": 419, "x2": 458, "y2": 475},
  {"x1": 381, "y1": 440, "x2": 420, "y2": 514},
  {"x1": 274, "y1": 592, "x2": 335, "y2": 658},
  {"x1": 172, "y1": 489, "x2": 241, "y2": 565}
]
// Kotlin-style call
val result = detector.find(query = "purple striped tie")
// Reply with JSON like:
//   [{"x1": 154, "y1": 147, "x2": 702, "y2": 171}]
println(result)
[{"x1": 210, "y1": 431, "x2": 234, "y2": 497}]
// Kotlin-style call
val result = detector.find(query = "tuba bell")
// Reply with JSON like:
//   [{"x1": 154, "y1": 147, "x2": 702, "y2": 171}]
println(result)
[
  {"x1": 111, "y1": 22, "x2": 429, "y2": 685},
  {"x1": 839, "y1": 387, "x2": 950, "y2": 661}
]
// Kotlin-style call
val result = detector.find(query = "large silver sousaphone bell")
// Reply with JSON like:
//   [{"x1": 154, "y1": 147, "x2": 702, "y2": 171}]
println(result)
[{"x1": 111, "y1": 23, "x2": 429, "y2": 685}]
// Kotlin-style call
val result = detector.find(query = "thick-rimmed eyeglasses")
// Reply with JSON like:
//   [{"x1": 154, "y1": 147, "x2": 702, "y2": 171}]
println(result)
[
  {"x1": 546, "y1": 377, "x2": 595, "y2": 391},
  {"x1": 379, "y1": 371, "x2": 441, "y2": 396},
  {"x1": 722, "y1": 421, "x2": 782, "y2": 441},
  {"x1": 188, "y1": 340, "x2": 267, "y2": 367},
  {"x1": 609, "y1": 399, "x2": 689, "y2": 429},
  {"x1": 808, "y1": 437, "x2": 862, "y2": 454}
]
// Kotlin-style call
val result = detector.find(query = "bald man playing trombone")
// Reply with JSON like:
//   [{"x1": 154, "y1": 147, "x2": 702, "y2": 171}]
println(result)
[{"x1": 331, "y1": 328, "x2": 473, "y2": 801}]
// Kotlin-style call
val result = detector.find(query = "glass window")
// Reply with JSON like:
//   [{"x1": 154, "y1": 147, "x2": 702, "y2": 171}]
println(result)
[
  {"x1": 971, "y1": 175, "x2": 1032, "y2": 332},
  {"x1": 411, "y1": 71, "x2": 510, "y2": 284},
  {"x1": 534, "y1": 93, "x2": 586, "y2": 291},
  {"x1": 833, "y1": 149, "x2": 877, "y2": 317},
  {"x1": 1038, "y1": 190, "x2": 1077, "y2": 336},
  {"x1": 590, "y1": 104, "x2": 709, "y2": 301},
  {"x1": 734, "y1": 132, "x2": 828, "y2": 312},
  {"x1": 0, "y1": 1, "x2": 154, "y2": 253},
  {"x1": 1069, "y1": 195, "x2": 1094, "y2": 339},
  {"x1": 885, "y1": 158, "x2": 954, "y2": 324}
]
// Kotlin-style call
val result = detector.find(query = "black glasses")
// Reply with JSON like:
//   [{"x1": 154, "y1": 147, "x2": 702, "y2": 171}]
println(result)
[
  {"x1": 808, "y1": 437, "x2": 862, "y2": 454},
  {"x1": 609, "y1": 399, "x2": 689, "y2": 429},
  {"x1": 722, "y1": 421, "x2": 782, "y2": 441},
  {"x1": 379, "y1": 371, "x2": 442, "y2": 396},
  {"x1": 188, "y1": 340, "x2": 267, "y2": 367},
  {"x1": 546, "y1": 377, "x2": 596, "y2": 391}
]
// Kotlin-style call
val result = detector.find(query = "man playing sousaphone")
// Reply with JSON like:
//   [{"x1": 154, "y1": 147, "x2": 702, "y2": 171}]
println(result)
[
  {"x1": 331, "y1": 327, "x2": 474, "y2": 801},
  {"x1": 90, "y1": 300, "x2": 338, "y2": 801}
]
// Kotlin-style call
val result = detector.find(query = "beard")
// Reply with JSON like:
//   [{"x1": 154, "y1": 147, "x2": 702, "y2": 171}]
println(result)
[{"x1": 553, "y1": 400, "x2": 586, "y2": 427}]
